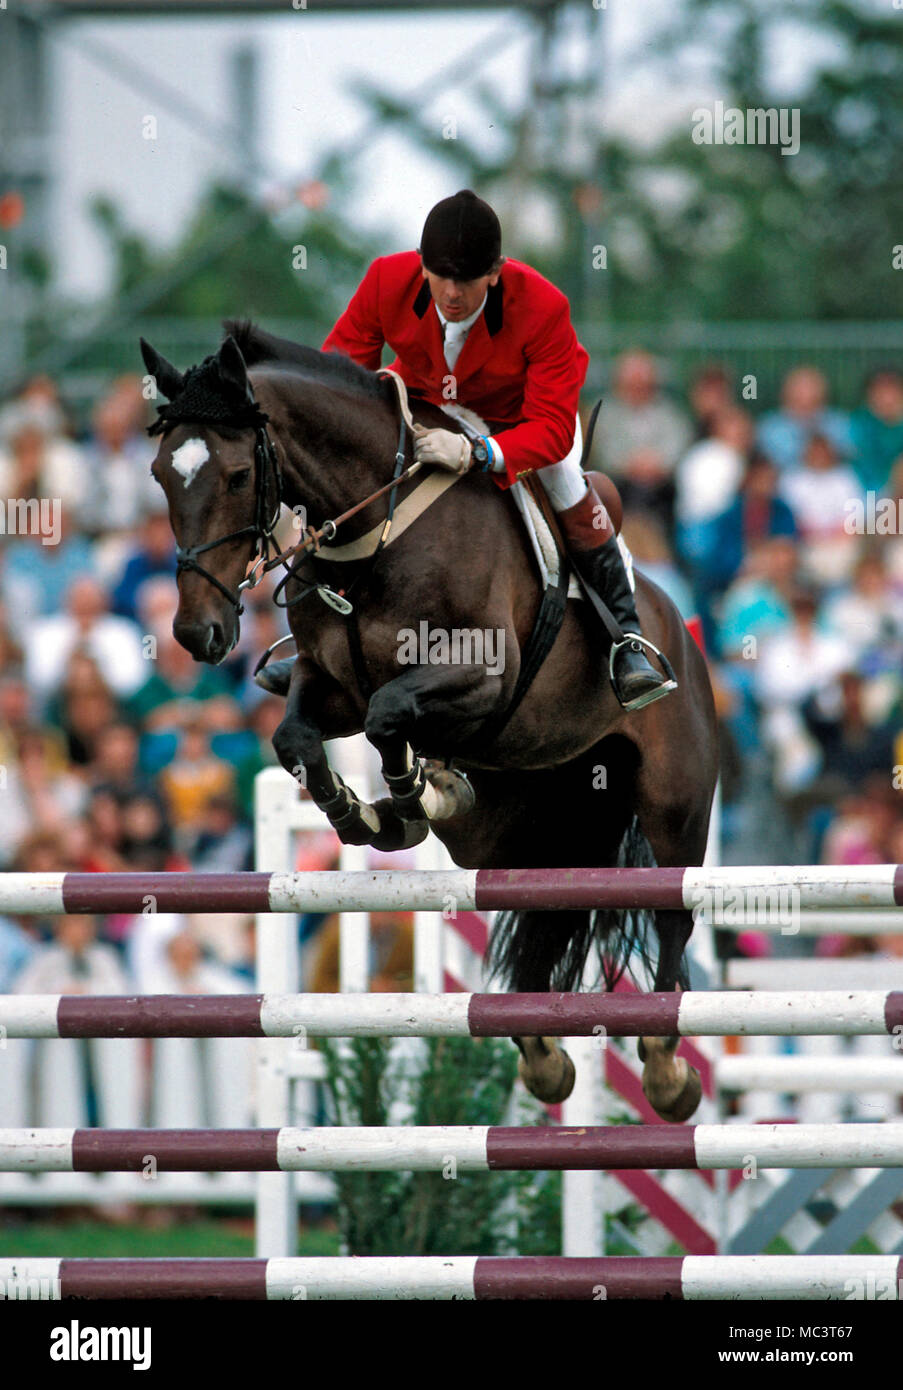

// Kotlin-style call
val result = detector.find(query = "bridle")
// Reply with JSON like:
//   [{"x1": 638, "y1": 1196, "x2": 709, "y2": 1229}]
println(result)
[
  {"x1": 155, "y1": 370, "x2": 419, "y2": 617},
  {"x1": 172, "y1": 422, "x2": 284, "y2": 614}
]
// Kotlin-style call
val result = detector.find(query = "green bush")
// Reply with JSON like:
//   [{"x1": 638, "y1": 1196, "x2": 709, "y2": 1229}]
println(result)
[{"x1": 320, "y1": 1035, "x2": 561, "y2": 1256}]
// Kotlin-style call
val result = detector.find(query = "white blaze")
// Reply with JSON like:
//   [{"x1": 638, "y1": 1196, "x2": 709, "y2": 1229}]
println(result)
[{"x1": 171, "y1": 437, "x2": 209, "y2": 488}]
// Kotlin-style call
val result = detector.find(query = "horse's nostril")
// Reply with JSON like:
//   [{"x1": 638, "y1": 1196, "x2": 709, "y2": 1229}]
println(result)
[{"x1": 207, "y1": 623, "x2": 224, "y2": 654}]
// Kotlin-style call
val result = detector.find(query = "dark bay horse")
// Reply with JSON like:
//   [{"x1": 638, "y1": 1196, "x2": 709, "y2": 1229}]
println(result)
[{"x1": 141, "y1": 324, "x2": 719, "y2": 1122}]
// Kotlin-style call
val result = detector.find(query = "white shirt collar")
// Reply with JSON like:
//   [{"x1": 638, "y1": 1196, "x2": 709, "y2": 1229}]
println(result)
[{"x1": 435, "y1": 292, "x2": 488, "y2": 334}]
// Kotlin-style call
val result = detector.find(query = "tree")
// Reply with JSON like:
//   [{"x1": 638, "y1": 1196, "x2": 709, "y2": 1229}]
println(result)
[
  {"x1": 351, "y1": 0, "x2": 903, "y2": 323},
  {"x1": 89, "y1": 180, "x2": 384, "y2": 327}
]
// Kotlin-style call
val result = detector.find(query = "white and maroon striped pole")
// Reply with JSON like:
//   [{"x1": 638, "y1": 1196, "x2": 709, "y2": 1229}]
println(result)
[
  {"x1": 4, "y1": 1123, "x2": 903, "y2": 1171},
  {"x1": 3, "y1": 989, "x2": 901, "y2": 1038},
  {"x1": 4, "y1": 865, "x2": 903, "y2": 915},
  {"x1": 2, "y1": 1254, "x2": 900, "y2": 1300}
]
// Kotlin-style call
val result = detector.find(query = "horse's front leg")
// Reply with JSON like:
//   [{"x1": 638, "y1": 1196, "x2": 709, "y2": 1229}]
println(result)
[
  {"x1": 638, "y1": 907, "x2": 702, "y2": 1122},
  {"x1": 271, "y1": 658, "x2": 403, "y2": 848},
  {"x1": 363, "y1": 662, "x2": 508, "y2": 830}
]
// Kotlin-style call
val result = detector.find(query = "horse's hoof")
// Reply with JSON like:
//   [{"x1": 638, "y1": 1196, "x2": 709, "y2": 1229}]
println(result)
[
  {"x1": 325, "y1": 795, "x2": 382, "y2": 846},
  {"x1": 644, "y1": 1058, "x2": 702, "y2": 1123},
  {"x1": 517, "y1": 1041, "x2": 576, "y2": 1104},
  {"x1": 423, "y1": 761, "x2": 476, "y2": 817},
  {"x1": 370, "y1": 799, "x2": 430, "y2": 852}
]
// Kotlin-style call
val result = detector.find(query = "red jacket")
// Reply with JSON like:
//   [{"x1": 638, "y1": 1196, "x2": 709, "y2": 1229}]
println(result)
[{"x1": 322, "y1": 251, "x2": 589, "y2": 488}]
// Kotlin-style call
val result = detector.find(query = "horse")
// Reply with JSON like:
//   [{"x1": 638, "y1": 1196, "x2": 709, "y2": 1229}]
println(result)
[{"x1": 140, "y1": 323, "x2": 719, "y2": 1122}]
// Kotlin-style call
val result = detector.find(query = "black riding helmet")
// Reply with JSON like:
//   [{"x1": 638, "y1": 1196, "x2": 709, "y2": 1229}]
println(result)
[{"x1": 418, "y1": 189, "x2": 502, "y2": 282}]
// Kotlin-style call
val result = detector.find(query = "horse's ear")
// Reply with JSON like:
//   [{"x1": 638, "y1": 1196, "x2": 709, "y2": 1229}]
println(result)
[
  {"x1": 217, "y1": 335, "x2": 252, "y2": 402},
  {"x1": 140, "y1": 338, "x2": 184, "y2": 400}
]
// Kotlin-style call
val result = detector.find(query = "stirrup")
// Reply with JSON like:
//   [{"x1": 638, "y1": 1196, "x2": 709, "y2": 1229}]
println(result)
[{"x1": 609, "y1": 632, "x2": 679, "y2": 713}]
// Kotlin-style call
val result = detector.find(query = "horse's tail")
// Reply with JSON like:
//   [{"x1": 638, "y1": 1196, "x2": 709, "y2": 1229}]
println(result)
[{"x1": 486, "y1": 817, "x2": 658, "y2": 994}]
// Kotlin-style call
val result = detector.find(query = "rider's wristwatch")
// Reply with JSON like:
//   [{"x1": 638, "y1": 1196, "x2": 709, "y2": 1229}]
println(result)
[{"x1": 471, "y1": 436, "x2": 492, "y2": 471}]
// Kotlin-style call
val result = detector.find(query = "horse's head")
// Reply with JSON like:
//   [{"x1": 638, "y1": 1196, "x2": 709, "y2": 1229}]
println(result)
[{"x1": 140, "y1": 334, "x2": 281, "y2": 665}]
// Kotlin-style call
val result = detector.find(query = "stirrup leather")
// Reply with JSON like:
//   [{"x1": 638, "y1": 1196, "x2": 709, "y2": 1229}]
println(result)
[{"x1": 609, "y1": 632, "x2": 679, "y2": 713}]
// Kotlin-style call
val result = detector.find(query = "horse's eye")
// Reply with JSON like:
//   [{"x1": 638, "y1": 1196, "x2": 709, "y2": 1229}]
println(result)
[{"x1": 227, "y1": 469, "x2": 251, "y2": 493}]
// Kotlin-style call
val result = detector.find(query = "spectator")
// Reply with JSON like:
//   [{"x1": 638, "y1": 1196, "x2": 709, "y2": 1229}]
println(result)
[
  {"x1": 0, "y1": 728, "x2": 85, "y2": 867},
  {"x1": 688, "y1": 363, "x2": 734, "y2": 439},
  {"x1": 707, "y1": 452, "x2": 797, "y2": 594},
  {"x1": 13, "y1": 916, "x2": 132, "y2": 1128},
  {"x1": 1, "y1": 511, "x2": 97, "y2": 640},
  {"x1": 820, "y1": 778, "x2": 902, "y2": 866},
  {"x1": 14, "y1": 914, "x2": 128, "y2": 994},
  {"x1": 127, "y1": 914, "x2": 249, "y2": 996},
  {"x1": 757, "y1": 365, "x2": 853, "y2": 472},
  {"x1": 824, "y1": 551, "x2": 903, "y2": 667},
  {"x1": 89, "y1": 722, "x2": 148, "y2": 800},
  {"x1": 126, "y1": 631, "x2": 233, "y2": 728},
  {"x1": 84, "y1": 787, "x2": 128, "y2": 870},
  {"x1": 755, "y1": 588, "x2": 851, "y2": 793},
  {"x1": 233, "y1": 696, "x2": 285, "y2": 809},
  {"x1": 52, "y1": 653, "x2": 121, "y2": 765},
  {"x1": 802, "y1": 671, "x2": 897, "y2": 798},
  {"x1": 779, "y1": 432, "x2": 863, "y2": 589},
  {"x1": 850, "y1": 367, "x2": 903, "y2": 496},
  {"x1": 618, "y1": 513, "x2": 696, "y2": 618},
  {"x1": 675, "y1": 406, "x2": 754, "y2": 596},
  {"x1": 0, "y1": 385, "x2": 89, "y2": 515},
  {"x1": 79, "y1": 376, "x2": 157, "y2": 580},
  {"x1": 0, "y1": 670, "x2": 32, "y2": 766},
  {"x1": 592, "y1": 351, "x2": 693, "y2": 526},
  {"x1": 110, "y1": 512, "x2": 176, "y2": 622},
  {"x1": 0, "y1": 912, "x2": 37, "y2": 991},
  {"x1": 875, "y1": 456, "x2": 903, "y2": 587},
  {"x1": 156, "y1": 712, "x2": 235, "y2": 841},
  {"x1": 23, "y1": 576, "x2": 146, "y2": 704},
  {"x1": 0, "y1": 374, "x2": 74, "y2": 445},
  {"x1": 716, "y1": 536, "x2": 799, "y2": 661},
  {"x1": 119, "y1": 793, "x2": 176, "y2": 871},
  {"x1": 188, "y1": 794, "x2": 253, "y2": 871}
]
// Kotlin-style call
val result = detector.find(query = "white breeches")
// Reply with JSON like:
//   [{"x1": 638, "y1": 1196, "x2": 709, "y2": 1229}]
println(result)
[{"x1": 536, "y1": 416, "x2": 588, "y2": 512}]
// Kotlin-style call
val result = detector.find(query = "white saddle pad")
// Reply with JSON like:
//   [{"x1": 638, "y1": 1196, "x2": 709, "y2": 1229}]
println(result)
[{"x1": 440, "y1": 401, "x2": 635, "y2": 598}]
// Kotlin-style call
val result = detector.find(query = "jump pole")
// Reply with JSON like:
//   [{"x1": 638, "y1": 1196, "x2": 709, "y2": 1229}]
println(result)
[
  {"x1": 3, "y1": 989, "x2": 902, "y2": 1037},
  {"x1": 5, "y1": 865, "x2": 903, "y2": 914},
  {"x1": 4, "y1": 1123, "x2": 903, "y2": 1172},
  {"x1": 2, "y1": 1255, "x2": 901, "y2": 1300}
]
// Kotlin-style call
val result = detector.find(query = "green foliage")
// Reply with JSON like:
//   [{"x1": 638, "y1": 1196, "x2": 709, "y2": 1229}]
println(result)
[
  {"x1": 0, "y1": 1219, "x2": 336, "y2": 1259},
  {"x1": 352, "y1": 0, "x2": 903, "y2": 323},
  {"x1": 320, "y1": 1035, "x2": 561, "y2": 1257},
  {"x1": 89, "y1": 181, "x2": 382, "y2": 324},
  {"x1": 614, "y1": 0, "x2": 903, "y2": 321}
]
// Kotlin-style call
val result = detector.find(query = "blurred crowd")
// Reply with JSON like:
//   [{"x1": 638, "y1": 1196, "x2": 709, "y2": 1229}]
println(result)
[
  {"x1": 594, "y1": 352, "x2": 903, "y2": 896},
  {"x1": 0, "y1": 352, "x2": 902, "y2": 995},
  {"x1": 0, "y1": 371, "x2": 297, "y2": 999}
]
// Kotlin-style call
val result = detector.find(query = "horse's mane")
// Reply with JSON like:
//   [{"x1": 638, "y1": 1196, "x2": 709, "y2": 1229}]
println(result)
[{"x1": 223, "y1": 319, "x2": 392, "y2": 404}]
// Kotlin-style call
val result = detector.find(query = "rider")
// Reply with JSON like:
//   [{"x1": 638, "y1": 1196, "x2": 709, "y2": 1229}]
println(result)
[{"x1": 323, "y1": 189, "x2": 672, "y2": 710}]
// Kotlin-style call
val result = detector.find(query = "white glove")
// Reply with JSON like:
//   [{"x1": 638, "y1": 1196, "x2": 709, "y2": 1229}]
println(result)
[{"x1": 412, "y1": 425, "x2": 473, "y2": 474}]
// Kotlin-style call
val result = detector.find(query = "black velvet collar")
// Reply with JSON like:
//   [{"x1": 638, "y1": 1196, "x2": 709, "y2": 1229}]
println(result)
[{"x1": 412, "y1": 277, "x2": 503, "y2": 337}]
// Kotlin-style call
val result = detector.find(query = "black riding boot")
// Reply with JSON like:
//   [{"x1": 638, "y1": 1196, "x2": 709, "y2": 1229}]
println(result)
[
  {"x1": 556, "y1": 487, "x2": 676, "y2": 711},
  {"x1": 254, "y1": 656, "x2": 294, "y2": 696}
]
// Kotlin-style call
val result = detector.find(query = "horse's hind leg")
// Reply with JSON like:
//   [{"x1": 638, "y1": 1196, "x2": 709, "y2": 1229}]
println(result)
[{"x1": 638, "y1": 907, "x2": 702, "y2": 1122}]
